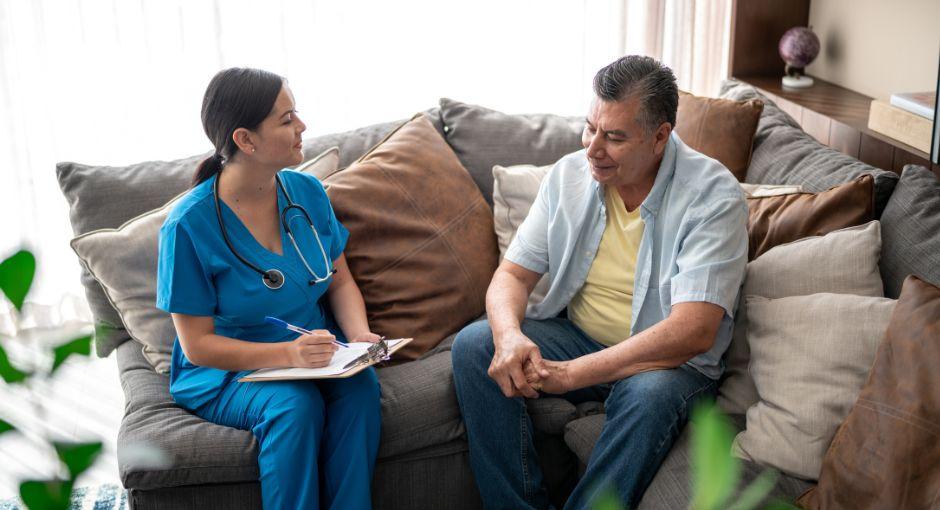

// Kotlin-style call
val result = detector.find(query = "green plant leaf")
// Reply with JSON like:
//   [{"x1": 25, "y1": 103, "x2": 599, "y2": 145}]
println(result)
[
  {"x1": 51, "y1": 335, "x2": 93, "y2": 373},
  {"x1": 0, "y1": 250, "x2": 36, "y2": 312},
  {"x1": 760, "y1": 501, "x2": 801, "y2": 510},
  {"x1": 54, "y1": 441, "x2": 103, "y2": 479},
  {"x1": 590, "y1": 486, "x2": 626, "y2": 510},
  {"x1": 0, "y1": 343, "x2": 30, "y2": 384},
  {"x1": 0, "y1": 417, "x2": 14, "y2": 435},
  {"x1": 690, "y1": 402, "x2": 741, "y2": 510},
  {"x1": 727, "y1": 469, "x2": 778, "y2": 510},
  {"x1": 19, "y1": 479, "x2": 73, "y2": 510}
]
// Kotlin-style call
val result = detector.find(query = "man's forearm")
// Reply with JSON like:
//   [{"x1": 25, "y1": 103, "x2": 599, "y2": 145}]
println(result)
[
  {"x1": 566, "y1": 305, "x2": 720, "y2": 389},
  {"x1": 486, "y1": 270, "x2": 531, "y2": 342}
]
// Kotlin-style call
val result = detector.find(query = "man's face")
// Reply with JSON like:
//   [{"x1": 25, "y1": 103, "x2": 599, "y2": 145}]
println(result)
[{"x1": 581, "y1": 96, "x2": 670, "y2": 188}]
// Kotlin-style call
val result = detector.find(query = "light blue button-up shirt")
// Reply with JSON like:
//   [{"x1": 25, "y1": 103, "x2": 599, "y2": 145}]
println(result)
[{"x1": 504, "y1": 132, "x2": 748, "y2": 380}]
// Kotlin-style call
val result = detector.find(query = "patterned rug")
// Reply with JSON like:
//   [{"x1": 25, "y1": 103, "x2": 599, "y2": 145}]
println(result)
[{"x1": 0, "y1": 484, "x2": 126, "y2": 510}]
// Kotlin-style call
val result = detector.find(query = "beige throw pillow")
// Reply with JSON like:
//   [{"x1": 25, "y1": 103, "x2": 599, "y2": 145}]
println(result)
[
  {"x1": 70, "y1": 149, "x2": 340, "y2": 373},
  {"x1": 717, "y1": 221, "x2": 884, "y2": 416},
  {"x1": 492, "y1": 164, "x2": 553, "y2": 307},
  {"x1": 733, "y1": 293, "x2": 896, "y2": 480}
]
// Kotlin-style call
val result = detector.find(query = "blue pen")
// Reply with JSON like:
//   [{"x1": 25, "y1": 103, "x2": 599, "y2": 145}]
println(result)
[{"x1": 265, "y1": 316, "x2": 349, "y2": 348}]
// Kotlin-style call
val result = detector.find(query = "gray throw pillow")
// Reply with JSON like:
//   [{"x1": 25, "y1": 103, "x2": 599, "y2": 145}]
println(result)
[
  {"x1": 439, "y1": 98, "x2": 584, "y2": 205},
  {"x1": 719, "y1": 80, "x2": 898, "y2": 217},
  {"x1": 718, "y1": 221, "x2": 884, "y2": 416},
  {"x1": 878, "y1": 164, "x2": 940, "y2": 298},
  {"x1": 57, "y1": 111, "x2": 442, "y2": 358},
  {"x1": 69, "y1": 152, "x2": 340, "y2": 373},
  {"x1": 733, "y1": 293, "x2": 896, "y2": 481}
]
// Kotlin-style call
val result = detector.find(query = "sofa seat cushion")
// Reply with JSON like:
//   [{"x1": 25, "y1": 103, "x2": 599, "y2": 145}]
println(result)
[
  {"x1": 562, "y1": 412, "x2": 813, "y2": 508},
  {"x1": 116, "y1": 341, "x2": 258, "y2": 490},
  {"x1": 719, "y1": 80, "x2": 898, "y2": 217},
  {"x1": 375, "y1": 350, "x2": 467, "y2": 459},
  {"x1": 57, "y1": 112, "x2": 443, "y2": 358}
]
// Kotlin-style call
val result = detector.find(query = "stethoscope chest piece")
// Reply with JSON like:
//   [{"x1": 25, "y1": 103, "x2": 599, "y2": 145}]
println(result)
[{"x1": 262, "y1": 269, "x2": 286, "y2": 290}]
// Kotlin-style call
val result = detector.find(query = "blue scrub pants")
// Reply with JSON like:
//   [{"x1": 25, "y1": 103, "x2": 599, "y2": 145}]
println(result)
[{"x1": 188, "y1": 368, "x2": 381, "y2": 509}]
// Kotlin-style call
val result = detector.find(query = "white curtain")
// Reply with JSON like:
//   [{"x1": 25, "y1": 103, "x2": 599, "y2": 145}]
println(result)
[{"x1": 0, "y1": 0, "x2": 729, "y2": 309}]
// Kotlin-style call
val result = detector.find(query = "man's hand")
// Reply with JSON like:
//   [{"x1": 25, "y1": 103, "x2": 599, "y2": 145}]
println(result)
[
  {"x1": 488, "y1": 329, "x2": 550, "y2": 398},
  {"x1": 524, "y1": 359, "x2": 574, "y2": 395}
]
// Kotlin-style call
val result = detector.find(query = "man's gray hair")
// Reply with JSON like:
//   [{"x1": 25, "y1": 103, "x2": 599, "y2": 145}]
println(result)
[{"x1": 593, "y1": 55, "x2": 678, "y2": 133}]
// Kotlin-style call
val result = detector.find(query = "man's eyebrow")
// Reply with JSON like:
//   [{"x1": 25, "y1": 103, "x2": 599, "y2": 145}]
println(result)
[{"x1": 605, "y1": 129, "x2": 627, "y2": 137}]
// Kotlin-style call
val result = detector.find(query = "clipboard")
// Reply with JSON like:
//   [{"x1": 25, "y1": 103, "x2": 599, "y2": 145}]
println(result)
[{"x1": 238, "y1": 338, "x2": 413, "y2": 382}]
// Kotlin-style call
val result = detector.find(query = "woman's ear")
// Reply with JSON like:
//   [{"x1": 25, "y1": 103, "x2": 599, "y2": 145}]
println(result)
[{"x1": 232, "y1": 128, "x2": 256, "y2": 156}]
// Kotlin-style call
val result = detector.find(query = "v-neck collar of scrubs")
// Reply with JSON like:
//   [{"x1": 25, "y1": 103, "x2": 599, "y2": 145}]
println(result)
[{"x1": 213, "y1": 174, "x2": 292, "y2": 268}]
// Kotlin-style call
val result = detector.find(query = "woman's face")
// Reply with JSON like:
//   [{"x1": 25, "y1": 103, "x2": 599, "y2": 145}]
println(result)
[{"x1": 250, "y1": 84, "x2": 306, "y2": 168}]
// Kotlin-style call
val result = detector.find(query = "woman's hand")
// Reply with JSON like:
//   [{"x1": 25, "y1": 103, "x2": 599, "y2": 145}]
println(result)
[
  {"x1": 284, "y1": 330, "x2": 338, "y2": 368},
  {"x1": 349, "y1": 332, "x2": 383, "y2": 343}
]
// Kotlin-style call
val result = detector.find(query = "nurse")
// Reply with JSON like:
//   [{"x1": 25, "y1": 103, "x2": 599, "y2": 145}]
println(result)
[{"x1": 156, "y1": 68, "x2": 381, "y2": 509}]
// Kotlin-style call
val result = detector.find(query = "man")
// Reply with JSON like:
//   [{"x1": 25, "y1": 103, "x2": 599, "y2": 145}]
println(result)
[{"x1": 451, "y1": 55, "x2": 749, "y2": 509}]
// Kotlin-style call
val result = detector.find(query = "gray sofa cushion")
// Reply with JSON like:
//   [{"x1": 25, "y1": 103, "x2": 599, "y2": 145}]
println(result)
[
  {"x1": 879, "y1": 165, "x2": 940, "y2": 298},
  {"x1": 116, "y1": 341, "x2": 258, "y2": 489},
  {"x1": 719, "y1": 80, "x2": 898, "y2": 217},
  {"x1": 439, "y1": 98, "x2": 584, "y2": 205},
  {"x1": 563, "y1": 412, "x2": 813, "y2": 508},
  {"x1": 57, "y1": 111, "x2": 443, "y2": 358}
]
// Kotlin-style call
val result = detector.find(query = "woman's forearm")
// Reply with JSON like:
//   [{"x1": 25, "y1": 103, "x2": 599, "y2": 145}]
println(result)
[
  {"x1": 183, "y1": 334, "x2": 290, "y2": 371},
  {"x1": 327, "y1": 278, "x2": 372, "y2": 340}
]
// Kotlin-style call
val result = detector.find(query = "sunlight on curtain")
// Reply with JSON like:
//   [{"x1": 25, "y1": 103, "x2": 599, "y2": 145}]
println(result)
[
  {"x1": 0, "y1": 0, "x2": 730, "y2": 307},
  {"x1": 0, "y1": 0, "x2": 627, "y2": 305}
]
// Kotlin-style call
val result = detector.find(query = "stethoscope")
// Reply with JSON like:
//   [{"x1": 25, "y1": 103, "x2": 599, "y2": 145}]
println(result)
[{"x1": 214, "y1": 173, "x2": 335, "y2": 290}]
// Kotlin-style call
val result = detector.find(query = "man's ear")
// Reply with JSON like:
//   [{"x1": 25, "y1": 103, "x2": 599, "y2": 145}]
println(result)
[
  {"x1": 653, "y1": 122, "x2": 672, "y2": 156},
  {"x1": 232, "y1": 128, "x2": 255, "y2": 155}
]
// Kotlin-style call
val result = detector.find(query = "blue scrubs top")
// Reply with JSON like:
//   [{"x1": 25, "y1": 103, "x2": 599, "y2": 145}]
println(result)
[{"x1": 156, "y1": 170, "x2": 349, "y2": 409}]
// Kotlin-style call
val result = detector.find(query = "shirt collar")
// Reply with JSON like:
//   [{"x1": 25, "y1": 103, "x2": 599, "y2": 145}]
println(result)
[{"x1": 640, "y1": 132, "x2": 679, "y2": 217}]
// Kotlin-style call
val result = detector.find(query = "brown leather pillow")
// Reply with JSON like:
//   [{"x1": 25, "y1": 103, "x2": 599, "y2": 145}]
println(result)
[
  {"x1": 798, "y1": 276, "x2": 940, "y2": 509},
  {"x1": 746, "y1": 174, "x2": 874, "y2": 261},
  {"x1": 321, "y1": 113, "x2": 498, "y2": 360},
  {"x1": 675, "y1": 90, "x2": 763, "y2": 182}
]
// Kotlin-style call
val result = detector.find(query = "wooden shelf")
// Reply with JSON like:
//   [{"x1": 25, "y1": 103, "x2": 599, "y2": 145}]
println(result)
[{"x1": 737, "y1": 74, "x2": 937, "y2": 176}]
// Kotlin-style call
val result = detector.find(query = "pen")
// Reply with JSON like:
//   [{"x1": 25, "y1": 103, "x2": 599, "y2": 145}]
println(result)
[{"x1": 264, "y1": 316, "x2": 349, "y2": 348}]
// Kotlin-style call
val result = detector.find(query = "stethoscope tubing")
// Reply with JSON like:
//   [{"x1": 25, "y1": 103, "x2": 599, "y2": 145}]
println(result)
[{"x1": 213, "y1": 172, "x2": 334, "y2": 290}]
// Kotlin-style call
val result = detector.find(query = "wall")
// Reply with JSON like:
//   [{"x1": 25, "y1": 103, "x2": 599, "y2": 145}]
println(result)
[{"x1": 806, "y1": 0, "x2": 939, "y2": 100}]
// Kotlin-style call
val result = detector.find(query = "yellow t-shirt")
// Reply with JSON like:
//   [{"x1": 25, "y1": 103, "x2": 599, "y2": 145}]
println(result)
[{"x1": 567, "y1": 185, "x2": 645, "y2": 346}]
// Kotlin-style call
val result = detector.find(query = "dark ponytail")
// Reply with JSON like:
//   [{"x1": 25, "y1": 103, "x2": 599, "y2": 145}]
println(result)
[{"x1": 191, "y1": 68, "x2": 285, "y2": 187}]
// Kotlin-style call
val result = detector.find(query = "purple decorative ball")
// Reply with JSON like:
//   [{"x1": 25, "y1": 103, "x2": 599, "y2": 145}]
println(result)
[{"x1": 779, "y1": 27, "x2": 820, "y2": 69}]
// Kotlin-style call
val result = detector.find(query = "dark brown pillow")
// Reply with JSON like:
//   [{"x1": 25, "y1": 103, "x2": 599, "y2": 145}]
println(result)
[
  {"x1": 746, "y1": 174, "x2": 874, "y2": 261},
  {"x1": 322, "y1": 113, "x2": 498, "y2": 361},
  {"x1": 675, "y1": 91, "x2": 763, "y2": 182},
  {"x1": 798, "y1": 276, "x2": 940, "y2": 509}
]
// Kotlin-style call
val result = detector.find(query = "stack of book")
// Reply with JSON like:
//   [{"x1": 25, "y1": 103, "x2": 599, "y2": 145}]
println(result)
[{"x1": 868, "y1": 91, "x2": 936, "y2": 153}]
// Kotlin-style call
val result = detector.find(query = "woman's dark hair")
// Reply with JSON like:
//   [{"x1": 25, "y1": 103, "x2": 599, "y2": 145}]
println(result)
[{"x1": 191, "y1": 68, "x2": 284, "y2": 187}]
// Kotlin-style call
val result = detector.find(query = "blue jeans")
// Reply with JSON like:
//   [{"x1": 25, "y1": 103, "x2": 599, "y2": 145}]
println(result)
[
  {"x1": 451, "y1": 318, "x2": 717, "y2": 510},
  {"x1": 175, "y1": 369, "x2": 382, "y2": 510}
]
